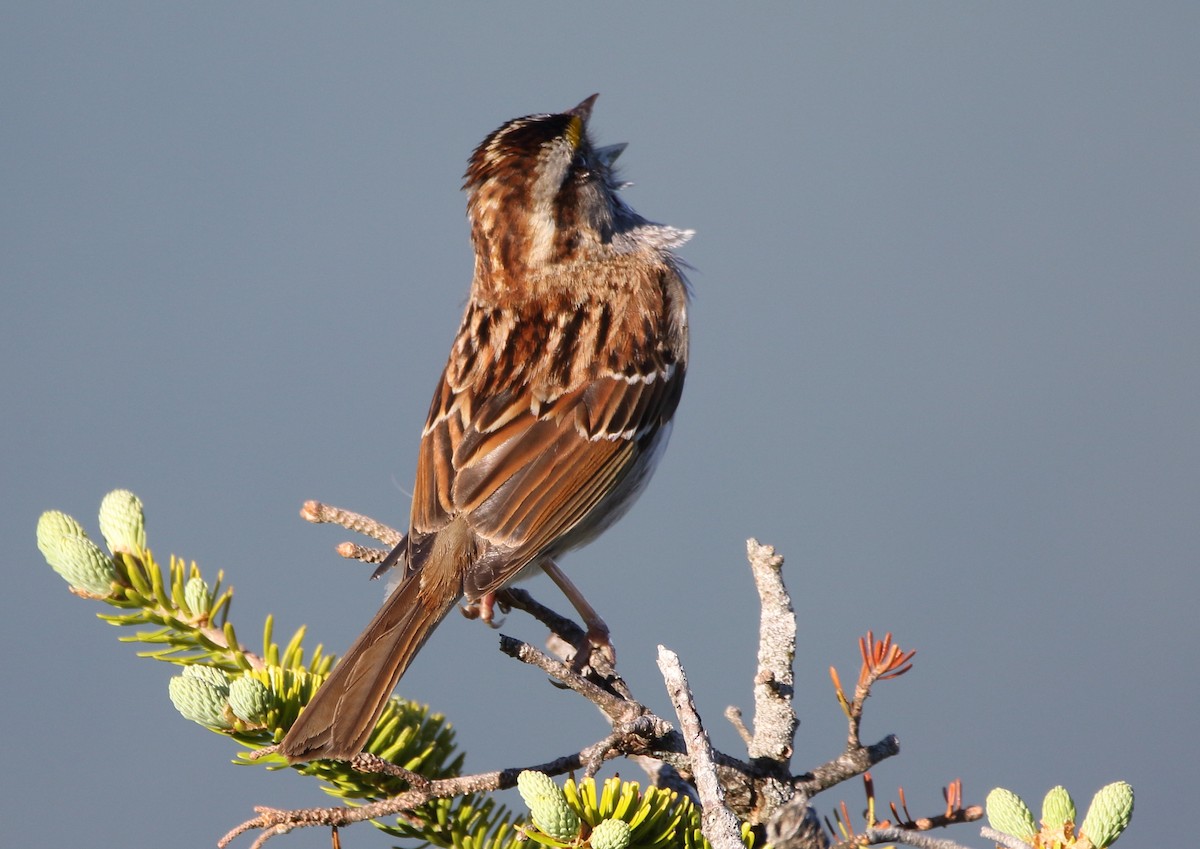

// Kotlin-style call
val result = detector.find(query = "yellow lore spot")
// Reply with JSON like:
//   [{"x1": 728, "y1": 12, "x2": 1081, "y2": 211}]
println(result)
[{"x1": 566, "y1": 115, "x2": 584, "y2": 149}]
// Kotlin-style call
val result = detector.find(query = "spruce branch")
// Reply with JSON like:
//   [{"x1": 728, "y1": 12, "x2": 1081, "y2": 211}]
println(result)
[{"x1": 41, "y1": 490, "x2": 1005, "y2": 849}]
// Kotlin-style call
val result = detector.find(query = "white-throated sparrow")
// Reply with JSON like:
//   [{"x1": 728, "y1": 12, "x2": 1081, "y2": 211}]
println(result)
[{"x1": 280, "y1": 95, "x2": 691, "y2": 762}]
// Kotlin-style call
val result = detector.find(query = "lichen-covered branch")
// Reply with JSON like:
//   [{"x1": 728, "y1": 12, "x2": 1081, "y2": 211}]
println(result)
[
  {"x1": 658, "y1": 646, "x2": 745, "y2": 849},
  {"x1": 834, "y1": 827, "x2": 976, "y2": 849},
  {"x1": 40, "y1": 490, "x2": 984, "y2": 849},
  {"x1": 745, "y1": 539, "x2": 799, "y2": 766}
]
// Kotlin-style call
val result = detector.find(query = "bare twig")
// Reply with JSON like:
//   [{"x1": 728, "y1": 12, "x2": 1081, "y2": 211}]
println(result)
[
  {"x1": 658, "y1": 646, "x2": 745, "y2": 849},
  {"x1": 496, "y1": 588, "x2": 633, "y2": 700},
  {"x1": 822, "y1": 775, "x2": 982, "y2": 849},
  {"x1": 333, "y1": 541, "x2": 389, "y2": 564},
  {"x1": 499, "y1": 634, "x2": 757, "y2": 782},
  {"x1": 745, "y1": 539, "x2": 798, "y2": 766},
  {"x1": 347, "y1": 753, "x2": 430, "y2": 787},
  {"x1": 496, "y1": 588, "x2": 586, "y2": 644},
  {"x1": 662, "y1": 642, "x2": 744, "y2": 849},
  {"x1": 299, "y1": 500, "x2": 403, "y2": 547},
  {"x1": 795, "y1": 735, "x2": 902, "y2": 797},
  {"x1": 831, "y1": 827, "x2": 976, "y2": 849},
  {"x1": 498, "y1": 635, "x2": 641, "y2": 725},
  {"x1": 220, "y1": 734, "x2": 638, "y2": 848},
  {"x1": 725, "y1": 706, "x2": 754, "y2": 745},
  {"x1": 980, "y1": 828, "x2": 1036, "y2": 849},
  {"x1": 885, "y1": 778, "x2": 982, "y2": 831}
]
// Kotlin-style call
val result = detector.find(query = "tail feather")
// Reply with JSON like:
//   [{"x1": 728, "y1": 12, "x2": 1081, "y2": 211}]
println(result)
[{"x1": 279, "y1": 574, "x2": 459, "y2": 762}]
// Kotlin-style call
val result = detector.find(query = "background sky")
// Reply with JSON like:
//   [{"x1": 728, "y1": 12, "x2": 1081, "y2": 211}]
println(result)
[{"x1": 3, "y1": 4, "x2": 1196, "y2": 848}]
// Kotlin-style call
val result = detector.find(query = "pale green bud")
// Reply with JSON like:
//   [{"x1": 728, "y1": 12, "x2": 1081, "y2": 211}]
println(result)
[
  {"x1": 589, "y1": 818, "x2": 632, "y2": 849},
  {"x1": 517, "y1": 769, "x2": 560, "y2": 810},
  {"x1": 168, "y1": 666, "x2": 232, "y2": 728},
  {"x1": 36, "y1": 510, "x2": 88, "y2": 559},
  {"x1": 1041, "y1": 785, "x2": 1076, "y2": 830},
  {"x1": 518, "y1": 770, "x2": 580, "y2": 842},
  {"x1": 228, "y1": 676, "x2": 271, "y2": 723},
  {"x1": 1079, "y1": 782, "x2": 1133, "y2": 848},
  {"x1": 184, "y1": 576, "x2": 212, "y2": 615},
  {"x1": 183, "y1": 664, "x2": 231, "y2": 686},
  {"x1": 986, "y1": 787, "x2": 1036, "y2": 841},
  {"x1": 44, "y1": 533, "x2": 119, "y2": 595},
  {"x1": 98, "y1": 489, "x2": 146, "y2": 554}
]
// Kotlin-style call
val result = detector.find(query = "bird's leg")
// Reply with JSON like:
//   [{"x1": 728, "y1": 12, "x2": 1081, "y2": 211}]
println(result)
[
  {"x1": 540, "y1": 559, "x2": 615, "y2": 670},
  {"x1": 460, "y1": 591, "x2": 503, "y2": 628}
]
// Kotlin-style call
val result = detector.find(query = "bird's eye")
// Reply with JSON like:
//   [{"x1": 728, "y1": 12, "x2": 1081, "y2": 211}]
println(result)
[{"x1": 570, "y1": 153, "x2": 594, "y2": 184}]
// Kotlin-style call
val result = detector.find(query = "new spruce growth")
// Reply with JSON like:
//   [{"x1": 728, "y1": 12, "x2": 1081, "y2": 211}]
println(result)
[{"x1": 987, "y1": 782, "x2": 1133, "y2": 848}]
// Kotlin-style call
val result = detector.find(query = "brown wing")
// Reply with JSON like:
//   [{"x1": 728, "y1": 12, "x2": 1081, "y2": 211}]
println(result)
[{"x1": 411, "y1": 358, "x2": 683, "y2": 599}]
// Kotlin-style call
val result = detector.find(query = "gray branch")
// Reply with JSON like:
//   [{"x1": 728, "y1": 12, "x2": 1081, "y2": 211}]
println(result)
[
  {"x1": 224, "y1": 535, "x2": 967, "y2": 848},
  {"x1": 657, "y1": 646, "x2": 746, "y2": 849},
  {"x1": 847, "y1": 826, "x2": 977, "y2": 849},
  {"x1": 746, "y1": 539, "x2": 799, "y2": 765},
  {"x1": 980, "y1": 827, "x2": 1035, "y2": 849}
]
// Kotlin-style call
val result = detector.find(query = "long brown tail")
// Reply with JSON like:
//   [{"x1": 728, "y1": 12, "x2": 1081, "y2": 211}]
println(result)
[{"x1": 278, "y1": 572, "x2": 460, "y2": 762}]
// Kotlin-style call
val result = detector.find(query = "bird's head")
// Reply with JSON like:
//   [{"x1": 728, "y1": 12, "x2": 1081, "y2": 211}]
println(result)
[{"x1": 463, "y1": 95, "x2": 689, "y2": 292}]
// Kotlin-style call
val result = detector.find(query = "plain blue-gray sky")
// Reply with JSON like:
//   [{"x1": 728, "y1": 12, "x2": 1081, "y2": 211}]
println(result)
[{"x1": 3, "y1": 4, "x2": 1196, "y2": 847}]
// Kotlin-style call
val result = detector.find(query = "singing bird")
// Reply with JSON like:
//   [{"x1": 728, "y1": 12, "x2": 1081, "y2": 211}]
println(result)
[{"x1": 279, "y1": 95, "x2": 690, "y2": 762}]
